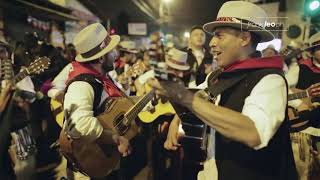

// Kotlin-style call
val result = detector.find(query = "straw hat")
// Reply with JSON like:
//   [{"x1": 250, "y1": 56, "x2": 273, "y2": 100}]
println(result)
[
  {"x1": 165, "y1": 48, "x2": 190, "y2": 71},
  {"x1": 73, "y1": 23, "x2": 120, "y2": 62},
  {"x1": 305, "y1": 32, "x2": 320, "y2": 52},
  {"x1": 119, "y1": 40, "x2": 139, "y2": 53},
  {"x1": 203, "y1": 1, "x2": 274, "y2": 42}
]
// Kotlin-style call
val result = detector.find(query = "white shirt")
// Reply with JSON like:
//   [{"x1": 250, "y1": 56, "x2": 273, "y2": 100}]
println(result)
[
  {"x1": 61, "y1": 66, "x2": 130, "y2": 142},
  {"x1": 198, "y1": 74, "x2": 287, "y2": 159},
  {"x1": 48, "y1": 63, "x2": 129, "y2": 98},
  {"x1": 64, "y1": 81, "x2": 107, "y2": 142},
  {"x1": 47, "y1": 63, "x2": 72, "y2": 98},
  {"x1": 197, "y1": 73, "x2": 287, "y2": 180}
]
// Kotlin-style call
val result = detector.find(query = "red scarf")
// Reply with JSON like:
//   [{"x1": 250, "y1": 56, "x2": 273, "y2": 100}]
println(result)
[
  {"x1": 114, "y1": 58, "x2": 126, "y2": 69},
  {"x1": 67, "y1": 61, "x2": 122, "y2": 97},
  {"x1": 223, "y1": 56, "x2": 283, "y2": 72},
  {"x1": 299, "y1": 59, "x2": 320, "y2": 73}
]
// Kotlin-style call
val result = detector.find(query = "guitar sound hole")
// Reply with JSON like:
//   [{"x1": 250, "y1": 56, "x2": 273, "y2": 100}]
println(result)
[{"x1": 113, "y1": 113, "x2": 130, "y2": 135}]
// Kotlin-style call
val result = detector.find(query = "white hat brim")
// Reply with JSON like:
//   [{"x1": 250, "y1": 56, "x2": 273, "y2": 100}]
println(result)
[
  {"x1": 203, "y1": 22, "x2": 274, "y2": 43},
  {"x1": 75, "y1": 35, "x2": 120, "y2": 62},
  {"x1": 165, "y1": 59, "x2": 190, "y2": 71}
]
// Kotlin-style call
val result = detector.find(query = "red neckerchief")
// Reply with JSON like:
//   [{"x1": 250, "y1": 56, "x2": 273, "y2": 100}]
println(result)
[
  {"x1": 223, "y1": 56, "x2": 283, "y2": 72},
  {"x1": 299, "y1": 59, "x2": 320, "y2": 73},
  {"x1": 114, "y1": 58, "x2": 126, "y2": 69},
  {"x1": 68, "y1": 61, "x2": 122, "y2": 97}
]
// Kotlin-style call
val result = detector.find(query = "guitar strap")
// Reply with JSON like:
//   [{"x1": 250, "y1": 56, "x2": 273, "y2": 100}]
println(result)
[
  {"x1": 207, "y1": 71, "x2": 248, "y2": 99},
  {"x1": 65, "y1": 74, "x2": 103, "y2": 115}
]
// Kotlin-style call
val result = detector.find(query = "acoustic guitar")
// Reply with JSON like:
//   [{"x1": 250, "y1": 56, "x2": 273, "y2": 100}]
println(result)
[
  {"x1": 59, "y1": 89, "x2": 156, "y2": 178},
  {"x1": 52, "y1": 61, "x2": 146, "y2": 128},
  {"x1": 0, "y1": 57, "x2": 50, "y2": 85},
  {"x1": 0, "y1": 57, "x2": 50, "y2": 165},
  {"x1": 138, "y1": 83, "x2": 176, "y2": 123},
  {"x1": 287, "y1": 83, "x2": 320, "y2": 130}
]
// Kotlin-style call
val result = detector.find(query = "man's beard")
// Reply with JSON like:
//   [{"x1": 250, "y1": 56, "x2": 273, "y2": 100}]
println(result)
[{"x1": 101, "y1": 57, "x2": 115, "y2": 73}]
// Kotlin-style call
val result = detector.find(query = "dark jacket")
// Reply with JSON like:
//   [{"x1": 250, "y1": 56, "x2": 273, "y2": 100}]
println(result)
[{"x1": 181, "y1": 47, "x2": 212, "y2": 86}]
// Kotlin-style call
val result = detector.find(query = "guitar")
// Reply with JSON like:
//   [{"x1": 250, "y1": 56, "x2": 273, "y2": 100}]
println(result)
[
  {"x1": 59, "y1": 89, "x2": 156, "y2": 178},
  {"x1": 52, "y1": 61, "x2": 146, "y2": 128},
  {"x1": 117, "y1": 61, "x2": 146, "y2": 84},
  {"x1": 0, "y1": 57, "x2": 50, "y2": 165},
  {"x1": 138, "y1": 83, "x2": 176, "y2": 123},
  {"x1": 288, "y1": 83, "x2": 320, "y2": 130},
  {"x1": 1, "y1": 56, "x2": 51, "y2": 85},
  {"x1": 288, "y1": 84, "x2": 320, "y2": 101}
]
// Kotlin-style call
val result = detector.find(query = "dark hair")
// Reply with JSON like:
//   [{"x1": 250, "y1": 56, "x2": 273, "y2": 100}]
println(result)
[
  {"x1": 23, "y1": 32, "x2": 39, "y2": 49},
  {"x1": 250, "y1": 32, "x2": 261, "y2": 49},
  {"x1": 190, "y1": 25, "x2": 204, "y2": 34}
]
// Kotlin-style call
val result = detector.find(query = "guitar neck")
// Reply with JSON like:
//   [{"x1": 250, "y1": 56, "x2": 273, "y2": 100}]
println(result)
[
  {"x1": 14, "y1": 69, "x2": 29, "y2": 83},
  {"x1": 288, "y1": 90, "x2": 308, "y2": 101},
  {"x1": 124, "y1": 90, "x2": 155, "y2": 125}
]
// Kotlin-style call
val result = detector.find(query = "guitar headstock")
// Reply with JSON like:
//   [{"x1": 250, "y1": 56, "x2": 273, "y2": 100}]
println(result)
[
  {"x1": 308, "y1": 83, "x2": 320, "y2": 97},
  {"x1": 0, "y1": 59, "x2": 14, "y2": 81},
  {"x1": 126, "y1": 61, "x2": 146, "y2": 77},
  {"x1": 26, "y1": 56, "x2": 51, "y2": 75}
]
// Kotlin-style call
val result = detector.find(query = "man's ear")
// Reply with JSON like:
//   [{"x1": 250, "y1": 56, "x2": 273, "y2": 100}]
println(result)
[
  {"x1": 239, "y1": 31, "x2": 251, "y2": 47},
  {"x1": 98, "y1": 56, "x2": 104, "y2": 63}
]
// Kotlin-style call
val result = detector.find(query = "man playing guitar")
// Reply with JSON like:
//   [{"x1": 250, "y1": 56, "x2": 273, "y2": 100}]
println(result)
[
  {"x1": 285, "y1": 32, "x2": 320, "y2": 180},
  {"x1": 61, "y1": 23, "x2": 131, "y2": 179},
  {"x1": 149, "y1": 1, "x2": 297, "y2": 180}
]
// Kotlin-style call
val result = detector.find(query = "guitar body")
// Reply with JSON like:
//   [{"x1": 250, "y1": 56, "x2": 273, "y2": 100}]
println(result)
[
  {"x1": 97, "y1": 97, "x2": 140, "y2": 140},
  {"x1": 50, "y1": 98, "x2": 64, "y2": 127},
  {"x1": 138, "y1": 99, "x2": 175, "y2": 123},
  {"x1": 180, "y1": 113, "x2": 208, "y2": 166},
  {"x1": 137, "y1": 84, "x2": 176, "y2": 123},
  {"x1": 59, "y1": 97, "x2": 140, "y2": 178}
]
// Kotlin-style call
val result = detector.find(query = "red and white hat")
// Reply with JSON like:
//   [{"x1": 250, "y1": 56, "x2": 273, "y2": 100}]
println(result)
[
  {"x1": 203, "y1": 1, "x2": 274, "y2": 43},
  {"x1": 165, "y1": 48, "x2": 190, "y2": 71}
]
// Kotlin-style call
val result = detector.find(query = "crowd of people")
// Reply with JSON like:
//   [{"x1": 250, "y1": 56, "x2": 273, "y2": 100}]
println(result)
[{"x1": 0, "y1": 1, "x2": 320, "y2": 180}]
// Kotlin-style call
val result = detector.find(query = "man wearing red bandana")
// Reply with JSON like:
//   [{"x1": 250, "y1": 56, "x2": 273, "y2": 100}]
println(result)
[
  {"x1": 148, "y1": 1, "x2": 297, "y2": 180},
  {"x1": 62, "y1": 23, "x2": 131, "y2": 179},
  {"x1": 285, "y1": 32, "x2": 320, "y2": 180}
]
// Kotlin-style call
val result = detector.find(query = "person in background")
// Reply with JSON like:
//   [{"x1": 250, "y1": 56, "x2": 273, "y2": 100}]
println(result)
[
  {"x1": 181, "y1": 26, "x2": 213, "y2": 87},
  {"x1": 115, "y1": 40, "x2": 139, "y2": 74},
  {"x1": 0, "y1": 81, "x2": 14, "y2": 179},
  {"x1": 262, "y1": 44, "x2": 278, "y2": 57},
  {"x1": 285, "y1": 32, "x2": 320, "y2": 180},
  {"x1": 64, "y1": 43, "x2": 77, "y2": 62},
  {"x1": 0, "y1": 41, "x2": 37, "y2": 180}
]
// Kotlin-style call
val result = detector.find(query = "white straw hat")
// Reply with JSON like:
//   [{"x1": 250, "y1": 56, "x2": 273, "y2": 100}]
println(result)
[
  {"x1": 203, "y1": 1, "x2": 274, "y2": 42},
  {"x1": 119, "y1": 41, "x2": 139, "y2": 54},
  {"x1": 165, "y1": 48, "x2": 190, "y2": 71},
  {"x1": 73, "y1": 23, "x2": 120, "y2": 62}
]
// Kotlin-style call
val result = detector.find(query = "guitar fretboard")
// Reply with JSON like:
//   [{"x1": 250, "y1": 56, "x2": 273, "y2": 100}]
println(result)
[
  {"x1": 125, "y1": 90, "x2": 155, "y2": 125},
  {"x1": 14, "y1": 69, "x2": 29, "y2": 83},
  {"x1": 288, "y1": 91, "x2": 308, "y2": 101}
]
